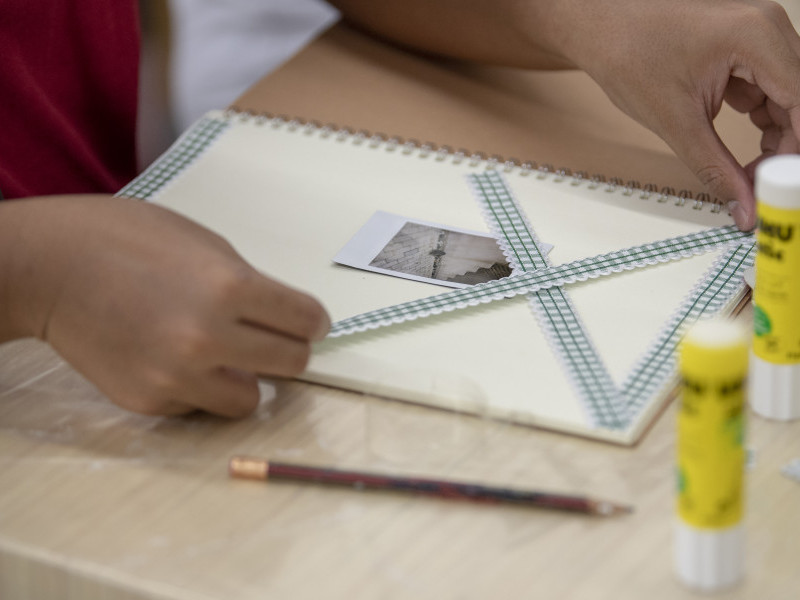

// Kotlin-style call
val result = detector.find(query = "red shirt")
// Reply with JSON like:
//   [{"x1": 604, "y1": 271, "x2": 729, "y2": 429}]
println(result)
[{"x1": 0, "y1": 1, "x2": 140, "y2": 198}]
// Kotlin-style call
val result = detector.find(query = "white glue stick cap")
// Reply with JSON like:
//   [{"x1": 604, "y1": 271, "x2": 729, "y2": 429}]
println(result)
[
  {"x1": 755, "y1": 155, "x2": 800, "y2": 209},
  {"x1": 751, "y1": 155, "x2": 800, "y2": 420},
  {"x1": 675, "y1": 521, "x2": 744, "y2": 591},
  {"x1": 750, "y1": 356, "x2": 800, "y2": 420}
]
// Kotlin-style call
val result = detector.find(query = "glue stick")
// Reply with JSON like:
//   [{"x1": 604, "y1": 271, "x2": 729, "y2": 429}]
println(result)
[
  {"x1": 675, "y1": 318, "x2": 748, "y2": 591},
  {"x1": 750, "y1": 154, "x2": 800, "y2": 420}
]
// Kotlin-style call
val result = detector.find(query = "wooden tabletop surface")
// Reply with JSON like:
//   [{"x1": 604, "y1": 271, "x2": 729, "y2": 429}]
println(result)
[{"x1": 2, "y1": 19, "x2": 799, "y2": 600}]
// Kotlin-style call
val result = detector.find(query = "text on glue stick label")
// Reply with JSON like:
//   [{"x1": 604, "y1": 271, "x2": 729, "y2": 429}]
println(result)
[
  {"x1": 753, "y1": 204, "x2": 800, "y2": 363},
  {"x1": 677, "y1": 375, "x2": 745, "y2": 529}
]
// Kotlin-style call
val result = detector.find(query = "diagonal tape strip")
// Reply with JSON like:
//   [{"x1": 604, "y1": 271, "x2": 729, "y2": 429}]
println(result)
[
  {"x1": 118, "y1": 116, "x2": 230, "y2": 200},
  {"x1": 470, "y1": 171, "x2": 754, "y2": 428},
  {"x1": 622, "y1": 241, "x2": 755, "y2": 417},
  {"x1": 329, "y1": 223, "x2": 751, "y2": 338},
  {"x1": 470, "y1": 171, "x2": 624, "y2": 426}
]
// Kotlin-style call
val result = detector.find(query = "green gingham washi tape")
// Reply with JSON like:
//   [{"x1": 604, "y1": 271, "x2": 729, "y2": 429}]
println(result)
[
  {"x1": 622, "y1": 241, "x2": 754, "y2": 419},
  {"x1": 117, "y1": 115, "x2": 230, "y2": 200},
  {"x1": 332, "y1": 171, "x2": 754, "y2": 429},
  {"x1": 471, "y1": 171, "x2": 625, "y2": 426},
  {"x1": 328, "y1": 224, "x2": 751, "y2": 337},
  {"x1": 473, "y1": 171, "x2": 753, "y2": 427}
]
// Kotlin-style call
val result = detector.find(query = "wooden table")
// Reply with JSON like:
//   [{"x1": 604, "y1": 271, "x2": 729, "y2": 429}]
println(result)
[{"x1": 2, "y1": 21, "x2": 800, "y2": 600}]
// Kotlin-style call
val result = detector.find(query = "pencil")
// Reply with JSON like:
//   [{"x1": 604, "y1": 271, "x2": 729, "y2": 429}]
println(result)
[{"x1": 228, "y1": 456, "x2": 633, "y2": 516}]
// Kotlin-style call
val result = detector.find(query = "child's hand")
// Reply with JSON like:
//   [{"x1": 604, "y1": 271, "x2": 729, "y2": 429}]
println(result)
[{"x1": 0, "y1": 195, "x2": 329, "y2": 417}]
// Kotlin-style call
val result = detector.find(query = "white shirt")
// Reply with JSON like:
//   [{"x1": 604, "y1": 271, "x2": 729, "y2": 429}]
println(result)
[{"x1": 168, "y1": 0, "x2": 339, "y2": 131}]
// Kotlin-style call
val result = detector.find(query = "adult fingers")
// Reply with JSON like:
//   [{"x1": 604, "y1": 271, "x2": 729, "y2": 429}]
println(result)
[
  {"x1": 763, "y1": 0, "x2": 800, "y2": 58},
  {"x1": 753, "y1": 98, "x2": 800, "y2": 154},
  {"x1": 725, "y1": 77, "x2": 766, "y2": 113},
  {"x1": 749, "y1": 98, "x2": 793, "y2": 134},
  {"x1": 749, "y1": 103, "x2": 774, "y2": 130},
  {"x1": 736, "y1": 18, "x2": 800, "y2": 141},
  {"x1": 765, "y1": 97, "x2": 794, "y2": 129},
  {"x1": 661, "y1": 105, "x2": 755, "y2": 229},
  {"x1": 762, "y1": 126, "x2": 800, "y2": 154}
]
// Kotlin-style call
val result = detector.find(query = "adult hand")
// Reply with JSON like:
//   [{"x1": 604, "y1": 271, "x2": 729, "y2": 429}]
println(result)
[
  {"x1": 557, "y1": 0, "x2": 800, "y2": 230},
  {"x1": 331, "y1": 0, "x2": 800, "y2": 229},
  {"x1": 0, "y1": 195, "x2": 330, "y2": 417}
]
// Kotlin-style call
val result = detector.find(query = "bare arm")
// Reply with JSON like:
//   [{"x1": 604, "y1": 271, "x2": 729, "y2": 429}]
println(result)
[
  {"x1": 328, "y1": 0, "x2": 800, "y2": 230},
  {"x1": 326, "y1": 0, "x2": 573, "y2": 69}
]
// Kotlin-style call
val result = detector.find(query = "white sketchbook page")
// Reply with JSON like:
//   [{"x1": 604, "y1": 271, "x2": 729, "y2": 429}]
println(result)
[{"x1": 149, "y1": 113, "x2": 736, "y2": 444}]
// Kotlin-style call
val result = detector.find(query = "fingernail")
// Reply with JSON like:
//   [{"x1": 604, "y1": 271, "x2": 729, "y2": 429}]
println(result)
[{"x1": 727, "y1": 200, "x2": 750, "y2": 230}]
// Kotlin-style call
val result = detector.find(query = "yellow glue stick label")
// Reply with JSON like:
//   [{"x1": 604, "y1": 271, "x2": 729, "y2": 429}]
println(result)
[
  {"x1": 753, "y1": 203, "x2": 800, "y2": 364},
  {"x1": 677, "y1": 329, "x2": 747, "y2": 530}
]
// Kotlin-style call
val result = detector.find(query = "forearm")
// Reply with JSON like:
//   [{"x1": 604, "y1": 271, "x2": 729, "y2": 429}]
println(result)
[
  {"x1": 327, "y1": 0, "x2": 577, "y2": 70},
  {"x1": 0, "y1": 195, "x2": 114, "y2": 344},
  {"x1": 0, "y1": 198, "x2": 64, "y2": 342}
]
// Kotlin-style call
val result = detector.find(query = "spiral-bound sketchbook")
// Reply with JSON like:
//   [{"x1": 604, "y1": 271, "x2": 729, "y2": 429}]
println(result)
[{"x1": 120, "y1": 110, "x2": 754, "y2": 444}]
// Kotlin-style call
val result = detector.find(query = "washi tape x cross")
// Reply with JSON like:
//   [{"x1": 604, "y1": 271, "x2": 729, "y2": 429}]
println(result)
[{"x1": 331, "y1": 171, "x2": 755, "y2": 429}]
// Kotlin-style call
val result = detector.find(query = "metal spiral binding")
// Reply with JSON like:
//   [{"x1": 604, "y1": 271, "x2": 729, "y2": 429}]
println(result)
[{"x1": 225, "y1": 107, "x2": 723, "y2": 212}]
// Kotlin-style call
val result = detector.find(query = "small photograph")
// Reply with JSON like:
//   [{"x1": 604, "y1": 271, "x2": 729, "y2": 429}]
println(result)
[
  {"x1": 335, "y1": 211, "x2": 551, "y2": 288},
  {"x1": 370, "y1": 221, "x2": 511, "y2": 285}
]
